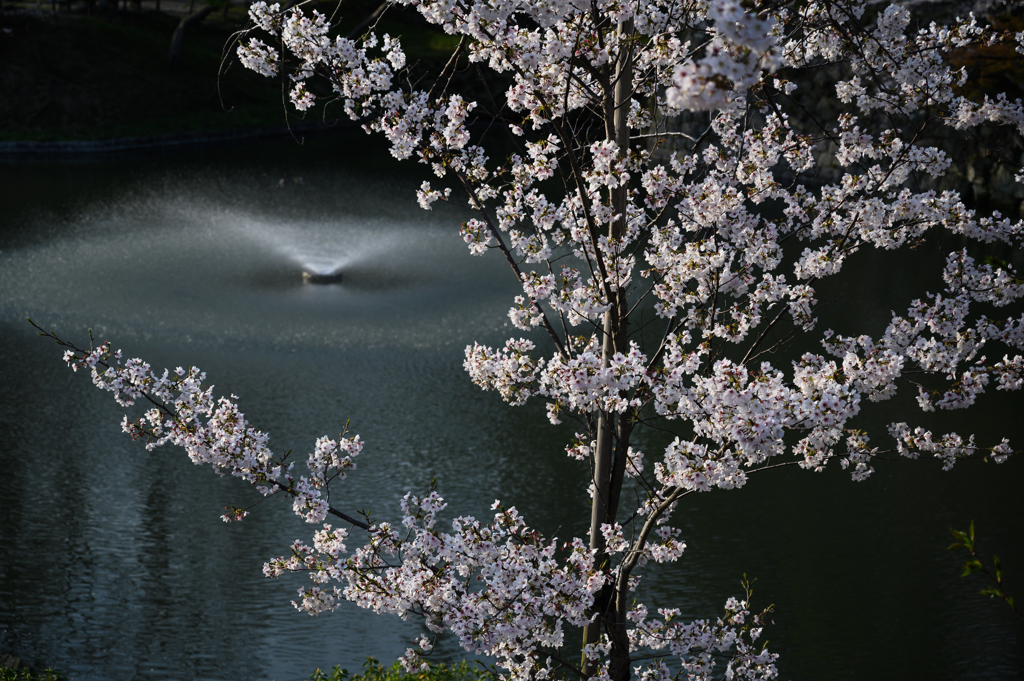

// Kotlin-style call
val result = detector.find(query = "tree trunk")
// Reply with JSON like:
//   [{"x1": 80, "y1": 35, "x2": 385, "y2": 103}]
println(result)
[
  {"x1": 581, "y1": 313, "x2": 616, "y2": 675},
  {"x1": 167, "y1": 4, "x2": 213, "y2": 65},
  {"x1": 582, "y1": 18, "x2": 634, "y2": 681},
  {"x1": 606, "y1": 21, "x2": 634, "y2": 681}
]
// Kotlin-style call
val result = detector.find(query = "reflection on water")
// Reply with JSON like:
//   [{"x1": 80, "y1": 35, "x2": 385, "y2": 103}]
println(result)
[{"x1": 1, "y1": 135, "x2": 1022, "y2": 681}]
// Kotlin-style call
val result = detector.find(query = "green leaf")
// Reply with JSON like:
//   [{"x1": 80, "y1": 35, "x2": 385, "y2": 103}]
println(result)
[
  {"x1": 979, "y1": 586, "x2": 1003, "y2": 598},
  {"x1": 950, "y1": 527, "x2": 974, "y2": 551},
  {"x1": 962, "y1": 560, "x2": 984, "y2": 577}
]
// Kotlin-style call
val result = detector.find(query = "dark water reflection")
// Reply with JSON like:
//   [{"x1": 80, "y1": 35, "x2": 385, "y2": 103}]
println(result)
[{"x1": 1, "y1": 134, "x2": 1022, "y2": 680}]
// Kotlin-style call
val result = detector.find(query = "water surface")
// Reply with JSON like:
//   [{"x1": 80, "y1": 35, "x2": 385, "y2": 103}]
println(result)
[{"x1": 1, "y1": 134, "x2": 1022, "y2": 680}]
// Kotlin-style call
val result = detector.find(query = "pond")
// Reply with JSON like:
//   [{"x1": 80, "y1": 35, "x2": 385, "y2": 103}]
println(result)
[{"x1": 1, "y1": 133, "x2": 1022, "y2": 681}]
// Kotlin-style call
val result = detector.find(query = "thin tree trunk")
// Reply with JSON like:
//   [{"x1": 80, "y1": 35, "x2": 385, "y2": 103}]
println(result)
[
  {"x1": 168, "y1": 3, "x2": 213, "y2": 65},
  {"x1": 606, "y1": 20, "x2": 634, "y2": 681},
  {"x1": 345, "y1": 0, "x2": 387, "y2": 39},
  {"x1": 582, "y1": 18, "x2": 634, "y2": 681},
  {"x1": 581, "y1": 312, "x2": 616, "y2": 674}
]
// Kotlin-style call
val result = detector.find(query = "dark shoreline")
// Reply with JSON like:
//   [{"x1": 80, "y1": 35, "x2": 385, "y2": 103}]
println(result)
[{"x1": 0, "y1": 121, "x2": 357, "y2": 159}]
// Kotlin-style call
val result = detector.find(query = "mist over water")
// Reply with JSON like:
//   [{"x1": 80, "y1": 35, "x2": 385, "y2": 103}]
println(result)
[
  {"x1": 1, "y1": 135, "x2": 1022, "y2": 681},
  {"x1": 0, "y1": 147, "x2": 509, "y2": 350}
]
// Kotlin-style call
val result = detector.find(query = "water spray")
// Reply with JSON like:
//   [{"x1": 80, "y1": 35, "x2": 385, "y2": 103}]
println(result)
[{"x1": 302, "y1": 268, "x2": 344, "y2": 284}]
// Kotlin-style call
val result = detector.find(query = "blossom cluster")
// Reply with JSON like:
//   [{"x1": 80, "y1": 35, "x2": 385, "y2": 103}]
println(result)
[
  {"x1": 54, "y1": 331, "x2": 779, "y2": 679},
  {"x1": 60, "y1": 341, "x2": 361, "y2": 524}
]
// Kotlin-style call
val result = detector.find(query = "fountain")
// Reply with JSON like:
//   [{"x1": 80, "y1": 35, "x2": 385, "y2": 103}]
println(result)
[{"x1": 302, "y1": 268, "x2": 344, "y2": 284}]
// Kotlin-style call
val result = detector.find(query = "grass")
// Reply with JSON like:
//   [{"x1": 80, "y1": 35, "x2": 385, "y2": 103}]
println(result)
[
  {"x1": 308, "y1": 658, "x2": 495, "y2": 681},
  {"x1": 0, "y1": 657, "x2": 490, "y2": 681},
  {"x1": 0, "y1": 668, "x2": 66, "y2": 681}
]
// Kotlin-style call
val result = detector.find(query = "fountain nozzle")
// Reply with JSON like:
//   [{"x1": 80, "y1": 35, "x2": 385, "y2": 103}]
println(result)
[{"x1": 302, "y1": 269, "x2": 344, "y2": 284}]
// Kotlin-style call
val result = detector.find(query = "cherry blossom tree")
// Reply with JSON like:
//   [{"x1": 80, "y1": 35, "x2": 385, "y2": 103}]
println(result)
[{"x1": 43, "y1": 0, "x2": 1024, "y2": 678}]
